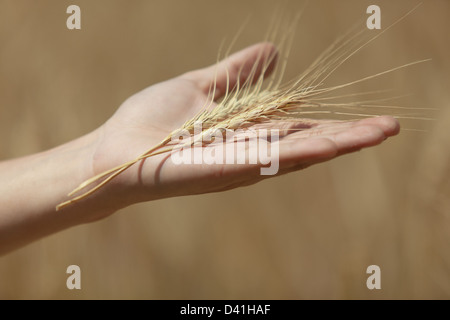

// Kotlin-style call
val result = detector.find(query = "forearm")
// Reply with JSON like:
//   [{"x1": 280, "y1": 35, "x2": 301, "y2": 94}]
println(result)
[{"x1": 0, "y1": 129, "x2": 122, "y2": 255}]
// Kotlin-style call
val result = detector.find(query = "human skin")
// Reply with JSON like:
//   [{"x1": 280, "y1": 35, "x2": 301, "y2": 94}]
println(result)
[{"x1": 0, "y1": 43, "x2": 399, "y2": 255}]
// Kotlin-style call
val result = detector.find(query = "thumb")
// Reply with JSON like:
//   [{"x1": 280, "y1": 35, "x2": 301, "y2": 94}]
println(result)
[{"x1": 181, "y1": 42, "x2": 278, "y2": 100}]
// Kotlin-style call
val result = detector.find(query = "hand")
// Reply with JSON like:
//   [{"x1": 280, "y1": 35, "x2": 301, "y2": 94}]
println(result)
[
  {"x1": 0, "y1": 42, "x2": 399, "y2": 255},
  {"x1": 90, "y1": 42, "x2": 399, "y2": 208}
]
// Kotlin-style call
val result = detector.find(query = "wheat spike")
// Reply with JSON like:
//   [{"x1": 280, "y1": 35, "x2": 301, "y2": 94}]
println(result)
[{"x1": 56, "y1": 7, "x2": 430, "y2": 211}]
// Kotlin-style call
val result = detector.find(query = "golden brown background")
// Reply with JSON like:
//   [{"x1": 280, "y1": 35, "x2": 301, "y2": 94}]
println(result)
[{"x1": 0, "y1": 0, "x2": 449, "y2": 299}]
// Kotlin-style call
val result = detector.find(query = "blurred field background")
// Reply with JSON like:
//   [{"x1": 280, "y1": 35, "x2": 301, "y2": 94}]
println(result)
[{"x1": 0, "y1": 0, "x2": 449, "y2": 299}]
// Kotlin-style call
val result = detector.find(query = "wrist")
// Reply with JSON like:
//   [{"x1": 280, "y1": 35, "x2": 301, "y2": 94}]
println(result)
[{"x1": 53, "y1": 128, "x2": 131, "y2": 223}]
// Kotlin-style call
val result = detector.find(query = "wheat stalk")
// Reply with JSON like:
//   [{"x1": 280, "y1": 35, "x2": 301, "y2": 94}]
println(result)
[{"x1": 56, "y1": 6, "x2": 429, "y2": 211}]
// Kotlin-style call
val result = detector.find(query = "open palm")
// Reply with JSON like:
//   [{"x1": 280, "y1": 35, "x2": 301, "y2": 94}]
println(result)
[{"x1": 91, "y1": 43, "x2": 399, "y2": 204}]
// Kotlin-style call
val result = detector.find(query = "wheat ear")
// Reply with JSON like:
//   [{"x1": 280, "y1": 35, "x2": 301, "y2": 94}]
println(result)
[{"x1": 56, "y1": 7, "x2": 429, "y2": 211}]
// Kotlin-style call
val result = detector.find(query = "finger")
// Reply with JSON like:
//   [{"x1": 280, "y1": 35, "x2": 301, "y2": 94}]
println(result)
[
  {"x1": 269, "y1": 116, "x2": 399, "y2": 145},
  {"x1": 274, "y1": 117, "x2": 397, "y2": 171},
  {"x1": 277, "y1": 137, "x2": 338, "y2": 169},
  {"x1": 181, "y1": 42, "x2": 278, "y2": 100},
  {"x1": 284, "y1": 122, "x2": 387, "y2": 155},
  {"x1": 352, "y1": 116, "x2": 400, "y2": 137},
  {"x1": 331, "y1": 124, "x2": 387, "y2": 156},
  {"x1": 280, "y1": 121, "x2": 353, "y2": 140},
  {"x1": 276, "y1": 116, "x2": 399, "y2": 141}
]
